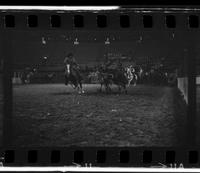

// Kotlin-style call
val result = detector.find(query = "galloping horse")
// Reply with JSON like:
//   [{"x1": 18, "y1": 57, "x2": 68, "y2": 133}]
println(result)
[{"x1": 64, "y1": 64, "x2": 84, "y2": 94}]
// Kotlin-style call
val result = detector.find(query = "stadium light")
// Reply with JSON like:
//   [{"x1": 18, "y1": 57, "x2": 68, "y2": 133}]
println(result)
[
  {"x1": 172, "y1": 33, "x2": 175, "y2": 39},
  {"x1": 138, "y1": 36, "x2": 143, "y2": 43},
  {"x1": 42, "y1": 37, "x2": 46, "y2": 45},
  {"x1": 105, "y1": 37, "x2": 110, "y2": 45},
  {"x1": 74, "y1": 38, "x2": 79, "y2": 45}
]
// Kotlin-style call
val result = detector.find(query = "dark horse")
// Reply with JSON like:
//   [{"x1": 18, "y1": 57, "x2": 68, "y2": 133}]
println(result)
[
  {"x1": 112, "y1": 69, "x2": 128, "y2": 94},
  {"x1": 96, "y1": 67, "x2": 129, "y2": 94},
  {"x1": 64, "y1": 64, "x2": 84, "y2": 94},
  {"x1": 96, "y1": 70, "x2": 113, "y2": 93}
]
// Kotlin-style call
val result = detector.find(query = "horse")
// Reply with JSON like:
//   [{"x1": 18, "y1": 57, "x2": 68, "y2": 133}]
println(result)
[
  {"x1": 90, "y1": 69, "x2": 113, "y2": 93},
  {"x1": 112, "y1": 69, "x2": 128, "y2": 94},
  {"x1": 95, "y1": 63, "x2": 140, "y2": 94},
  {"x1": 97, "y1": 66, "x2": 128, "y2": 94},
  {"x1": 64, "y1": 64, "x2": 84, "y2": 94},
  {"x1": 97, "y1": 71, "x2": 113, "y2": 93},
  {"x1": 125, "y1": 66, "x2": 138, "y2": 87}
]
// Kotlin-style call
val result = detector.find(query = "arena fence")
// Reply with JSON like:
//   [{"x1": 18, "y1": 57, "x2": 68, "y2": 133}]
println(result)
[
  {"x1": 196, "y1": 76, "x2": 200, "y2": 85},
  {"x1": 12, "y1": 72, "x2": 23, "y2": 84},
  {"x1": 177, "y1": 77, "x2": 188, "y2": 104},
  {"x1": 177, "y1": 76, "x2": 200, "y2": 104}
]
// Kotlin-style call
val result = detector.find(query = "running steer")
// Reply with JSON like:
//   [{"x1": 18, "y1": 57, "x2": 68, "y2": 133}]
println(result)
[{"x1": 96, "y1": 66, "x2": 138, "y2": 94}]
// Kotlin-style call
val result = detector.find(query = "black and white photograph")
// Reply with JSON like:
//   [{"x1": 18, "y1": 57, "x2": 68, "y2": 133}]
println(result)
[
  {"x1": 10, "y1": 29, "x2": 191, "y2": 147},
  {"x1": 8, "y1": 26, "x2": 194, "y2": 147}
]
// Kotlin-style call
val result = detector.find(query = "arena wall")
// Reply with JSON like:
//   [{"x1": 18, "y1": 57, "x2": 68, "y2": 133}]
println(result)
[
  {"x1": 177, "y1": 77, "x2": 188, "y2": 104},
  {"x1": 196, "y1": 76, "x2": 200, "y2": 85},
  {"x1": 177, "y1": 76, "x2": 200, "y2": 104}
]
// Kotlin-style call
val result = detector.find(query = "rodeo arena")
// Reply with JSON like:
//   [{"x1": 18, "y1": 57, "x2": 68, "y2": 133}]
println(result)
[{"x1": 1, "y1": 30, "x2": 198, "y2": 147}]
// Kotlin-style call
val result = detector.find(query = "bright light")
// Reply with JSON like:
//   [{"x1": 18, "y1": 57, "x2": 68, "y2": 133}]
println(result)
[
  {"x1": 172, "y1": 33, "x2": 175, "y2": 39},
  {"x1": 0, "y1": 6, "x2": 120, "y2": 11},
  {"x1": 42, "y1": 37, "x2": 46, "y2": 45},
  {"x1": 105, "y1": 38, "x2": 110, "y2": 45},
  {"x1": 74, "y1": 38, "x2": 79, "y2": 45},
  {"x1": 139, "y1": 36, "x2": 143, "y2": 42}
]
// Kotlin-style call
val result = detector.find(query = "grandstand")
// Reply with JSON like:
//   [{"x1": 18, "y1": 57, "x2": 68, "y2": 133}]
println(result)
[{"x1": 10, "y1": 30, "x2": 195, "y2": 102}]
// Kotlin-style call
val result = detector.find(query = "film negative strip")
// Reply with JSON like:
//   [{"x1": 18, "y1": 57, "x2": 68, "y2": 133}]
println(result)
[{"x1": 0, "y1": 7, "x2": 199, "y2": 167}]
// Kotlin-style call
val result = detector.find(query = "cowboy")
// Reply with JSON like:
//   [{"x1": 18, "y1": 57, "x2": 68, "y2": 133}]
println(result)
[
  {"x1": 64, "y1": 53, "x2": 82, "y2": 79},
  {"x1": 64, "y1": 53, "x2": 79, "y2": 69}
]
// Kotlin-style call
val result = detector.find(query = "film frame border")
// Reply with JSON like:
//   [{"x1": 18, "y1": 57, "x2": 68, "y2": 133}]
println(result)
[{"x1": 0, "y1": 9, "x2": 199, "y2": 167}]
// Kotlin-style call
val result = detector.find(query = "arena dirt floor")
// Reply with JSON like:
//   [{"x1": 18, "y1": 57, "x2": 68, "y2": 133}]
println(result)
[{"x1": 12, "y1": 83, "x2": 187, "y2": 147}]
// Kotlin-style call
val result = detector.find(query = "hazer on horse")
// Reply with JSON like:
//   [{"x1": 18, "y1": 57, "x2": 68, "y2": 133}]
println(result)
[
  {"x1": 64, "y1": 53, "x2": 84, "y2": 94},
  {"x1": 125, "y1": 65, "x2": 138, "y2": 87}
]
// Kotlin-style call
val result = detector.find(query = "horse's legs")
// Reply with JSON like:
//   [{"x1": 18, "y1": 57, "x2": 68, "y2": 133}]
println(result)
[
  {"x1": 128, "y1": 80, "x2": 131, "y2": 87},
  {"x1": 118, "y1": 85, "x2": 121, "y2": 93},
  {"x1": 123, "y1": 84, "x2": 127, "y2": 94},
  {"x1": 108, "y1": 84, "x2": 112, "y2": 92},
  {"x1": 99, "y1": 83, "x2": 103, "y2": 92},
  {"x1": 105, "y1": 84, "x2": 109, "y2": 93},
  {"x1": 65, "y1": 75, "x2": 69, "y2": 85},
  {"x1": 70, "y1": 83, "x2": 76, "y2": 89},
  {"x1": 75, "y1": 83, "x2": 82, "y2": 94},
  {"x1": 79, "y1": 82, "x2": 85, "y2": 93},
  {"x1": 72, "y1": 81, "x2": 79, "y2": 93},
  {"x1": 133, "y1": 79, "x2": 136, "y2": 86},
  {"x1": 135, "y1": 75, "x2": 138, "y2": 86},
  {"x1": 107, "y1": 84, "x2": 112, "y2": 93}
]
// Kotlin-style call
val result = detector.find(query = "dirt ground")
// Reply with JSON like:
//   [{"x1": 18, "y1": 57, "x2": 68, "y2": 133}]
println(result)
[{"x1": 12, "y1": 84, "x2": 187, "y2": 147}]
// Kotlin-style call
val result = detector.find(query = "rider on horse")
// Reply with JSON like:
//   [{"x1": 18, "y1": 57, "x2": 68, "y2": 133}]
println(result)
[
  {"x1": 64, "y1": 53, "x2": 82, "y2": 84},
  {"x1": 64, "y1": 53, "x2": 79, "y2": 69}
]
